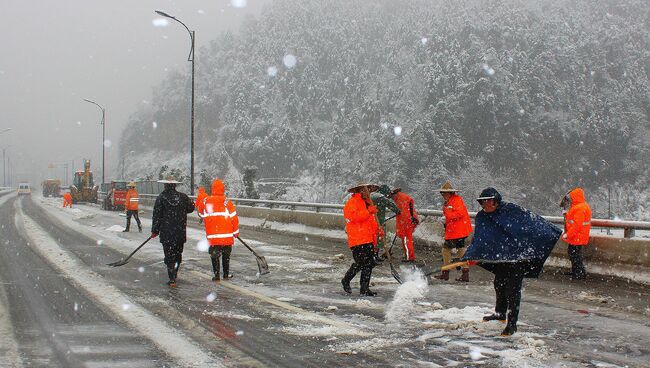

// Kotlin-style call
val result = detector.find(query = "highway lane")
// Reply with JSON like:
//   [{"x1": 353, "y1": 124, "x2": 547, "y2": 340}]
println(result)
[{"x1": 0, "y1": 194, "x2": 175, "y2": 367}]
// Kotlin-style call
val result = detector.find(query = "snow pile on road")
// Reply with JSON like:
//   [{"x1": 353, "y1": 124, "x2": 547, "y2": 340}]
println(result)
[
  {"x1": 385, "y1": 268, "x2": 428, "y2": 321},
  {"x1": 106, "y1": 225, "x2": 125, "y2": 232}
]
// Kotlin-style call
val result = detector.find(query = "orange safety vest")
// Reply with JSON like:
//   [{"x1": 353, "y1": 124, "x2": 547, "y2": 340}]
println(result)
[
  {"x1": 443, "y1": 193, "x2": 472, "y2": 240},
  {"x1": 198, "y1": 179, "x2": 239, "y2": 246},
  {"x1": 563, "y1": 188, "x2": 591, "y2": 245},
  {"x1": 343, "y1": 193, "x2": 379, "y2": 248},
  {"x1": 125, "y1": 188, "x2": 139, "y2": 211},
  {"x1": 393, "y1": 192, "x2": 419, "y2": 237}
]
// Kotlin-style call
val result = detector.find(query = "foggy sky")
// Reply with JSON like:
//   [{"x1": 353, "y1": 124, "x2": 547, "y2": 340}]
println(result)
[{"x1": 0, "y1": 0, "x2": 268, "y2": 186}]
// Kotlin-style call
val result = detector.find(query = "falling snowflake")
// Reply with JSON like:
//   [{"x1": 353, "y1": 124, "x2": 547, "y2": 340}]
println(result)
[
  {"x1": 152, "y1": 122, "x2": 158, "y2": 129},
  {"x1": 197, "y1": 9, "x2": 205, "y2": 14},
  {"x1": 380, "y1": 122, "x2": 388, "y2": 129},
  {"x1": 74, "y1": 302, "x2": 79, "y2": 311},
  {"x1": 96, "y1": 240, "x2": 103, "y2": 245},
  {"x1": 197, "y1": 239, "x2": 210, "y2": 252},
  {"x1": 283, "y1": 54, "x2": 297, "y2": 69},
  {"x1": 206, "y1": 292, "x2": 217, "y2": 302},
  {"x1": 393, "y1": 126, "x2": 402, "y2": 136},
  {"x1": 421, "y1": 37, "x2": 428, "y2": 45},
  {"x1": 469, "y1": 346, "x2": 483, "y2": 361},
  {"x1": 267, "y1": 66, "x2": 278, "y2": 77},
  {"x1": 122, "y1": 303, "x2": 132, "y2": 311},
  {"x1": 480, "y1": 63, "x2": 495, "y2": 76},
  {"x1": 235, "y1": 330, "x2": 244, "y2": 336},
  {"x1": 231, "y1": 0, "x2": 247, "y2": 8},
  {"x1": 77, "y1": 121, "x2": 82, "y2": 126},
  {"x1": 152, "y1": 18, "x2": 169, "y2": 27},
  {"x1": 138, "y1": 266, "x2": 145, "y2": 273},
  {"x1": 104, "y1": 140, "x2": 112, "y2": 148}
]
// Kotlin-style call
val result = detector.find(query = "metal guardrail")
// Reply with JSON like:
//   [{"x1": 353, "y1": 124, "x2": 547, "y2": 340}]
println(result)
[{"x1": 104, "y1": 193, "x2": 650, "y2": 238}]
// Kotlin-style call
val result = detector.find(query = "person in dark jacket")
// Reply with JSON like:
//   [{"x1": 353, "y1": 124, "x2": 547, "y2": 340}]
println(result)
[
  {"x1": 463, "y1": 187, "x2": 561, "y2": 336},
  {"x1": 371, "y1": 185, "x2": 401, "y2": 260},
  {"x1": 151, "y1": 175, "x2": 195, "y2": 287}
]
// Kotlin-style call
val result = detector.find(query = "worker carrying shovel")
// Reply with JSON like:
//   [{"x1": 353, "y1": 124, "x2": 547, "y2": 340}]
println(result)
[{"x1": 196, "y1": 179, "x2": 239, "y2": 281}]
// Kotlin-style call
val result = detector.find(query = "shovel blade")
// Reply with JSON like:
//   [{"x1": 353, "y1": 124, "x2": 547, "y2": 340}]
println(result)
[
  {"x1": 256, "y1": 256, "x2": 270, "y2": 275},
  {"x1": 107, "y1": 259, "x2": 128, "y2": 267}
]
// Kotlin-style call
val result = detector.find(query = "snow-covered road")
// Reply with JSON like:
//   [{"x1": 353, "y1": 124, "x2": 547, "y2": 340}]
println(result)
[{"x1": 1, "y1": 193, "x2": 649, "y2": 367}]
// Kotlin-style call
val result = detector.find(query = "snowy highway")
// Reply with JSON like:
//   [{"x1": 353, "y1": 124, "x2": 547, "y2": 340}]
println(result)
[{"x1": 1, "y1": 192, "x2": 649, "y2": 367}]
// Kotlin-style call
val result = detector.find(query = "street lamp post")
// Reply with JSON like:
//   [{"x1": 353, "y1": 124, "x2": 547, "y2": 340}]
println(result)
[
  {"x1": 83, "y1": 99, "x2": 106, "y2": 185},
  {"x1": 155, "y1": 10, "x2": 195, "y2": 195},
  {"x1": 1, "y1": 128, "x2": 11, "y2": 187}
]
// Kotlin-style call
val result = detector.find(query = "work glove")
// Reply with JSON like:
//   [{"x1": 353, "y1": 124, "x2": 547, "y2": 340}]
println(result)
[
  {"x1": 411, "y1": 217, "x2": 420, "y2": 225},
  {"x1": 151, "y1": 232, "x2": 158, "y2": 239},
  {"x1": 368, "y1": 206, "x2": 378, "y2": 215}
]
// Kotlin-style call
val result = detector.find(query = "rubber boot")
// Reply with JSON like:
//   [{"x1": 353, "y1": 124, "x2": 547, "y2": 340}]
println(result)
[
  {"x1": 455, "y1": 269, "x2": 469, "y2": 282},
  {"x1": 434, "y1": 270, "x2": 449, "y2": 281}
]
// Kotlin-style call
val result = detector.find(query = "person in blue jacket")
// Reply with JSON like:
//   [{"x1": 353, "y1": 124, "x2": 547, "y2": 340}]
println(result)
[{"x1": 463, "y1": 187, "x2": 561, "y2": 336}]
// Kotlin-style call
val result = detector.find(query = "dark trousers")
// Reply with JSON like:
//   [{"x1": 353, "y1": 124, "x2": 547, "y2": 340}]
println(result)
[
  {"x1": 568, "y1": 245, "x2": 587, "y2": 278},
  {"x1": 342, "y1": 243, "x2": 376, "y2": 293},
  {"x1": 162, "y1": 242, "x2": 184, "y2": 281},
  {"x1": 493, "y1": 263, "x2": 525, "y2": 327},
  {"x1": 209, "y1": 246, "x2": 232, "y2": 276},
  {"x1": 125, "y1": 210, "x2": 142, "y2": 230}
]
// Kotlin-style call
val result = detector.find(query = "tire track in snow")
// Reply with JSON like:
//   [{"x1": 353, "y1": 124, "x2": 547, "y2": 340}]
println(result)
[{"x1": 15, "y1": 198, "x2": 223, "y2": 368}]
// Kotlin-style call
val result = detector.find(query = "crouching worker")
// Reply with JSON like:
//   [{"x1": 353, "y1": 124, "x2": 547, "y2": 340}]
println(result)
[
  {"x1": 197, "y1": 179, "x2": 239, "y2": 281},
  {"x1": 462, "y1": 187, "x2": 561, "y2": 336},
  {"x1": 341, "y1": 183, "x2": 380, "y2": 297}
]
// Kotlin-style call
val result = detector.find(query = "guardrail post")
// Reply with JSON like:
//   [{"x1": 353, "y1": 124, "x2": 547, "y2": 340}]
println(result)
[
  {"x1": 315, "y1": 206, "x2": 320, "y2": 213},
  {"x1": 623, "y1": 227, "x2": 635, "y2": 239}
]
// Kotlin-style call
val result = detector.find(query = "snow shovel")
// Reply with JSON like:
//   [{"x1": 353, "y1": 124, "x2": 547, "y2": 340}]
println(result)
[
  {"x1": 236, "y1": 236, "x2": 270, "y2": 275},
  {"x1": 422, "y1": 261, "x2": 477, "y2": 278},
  {"x1": 381, "y1": 234, "x2": 403, "y2": 284},
  {"x1": 107, "y1": 235, "x2": 153, "y2": 267}
]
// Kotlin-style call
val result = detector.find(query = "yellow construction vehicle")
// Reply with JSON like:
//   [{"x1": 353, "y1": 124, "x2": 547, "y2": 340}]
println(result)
[
  {"x1": 42, "y1": 179, "x2": 61, "y2": 197},
  {"x1": 70, "y1": 160, "x2": 98, "y2": 204}
]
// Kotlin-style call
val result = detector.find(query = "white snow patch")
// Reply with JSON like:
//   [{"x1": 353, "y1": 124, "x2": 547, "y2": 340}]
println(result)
[
  {"x1": 106, "y1": 225, "x2": 125, "y2": 232},
  {"x1": 204, "y1": 311, "x2": 260, "y2": 321},
  {"x1": 385, "y1": 268, "x2": 428, "y2": 321},
  {"x1": 196, "y1": 239, "x2": 209, "y2": 252},
  {"x1": 0, "y1": 264, "x2": 23, "y2": 367},
  {"x1": 280, "y1": 325, "x2": 362, "y2": 337}
]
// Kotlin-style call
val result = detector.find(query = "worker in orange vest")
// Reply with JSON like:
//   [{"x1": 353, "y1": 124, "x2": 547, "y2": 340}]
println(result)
[
  {"x1": 341, "y1": 183, "x2": 380, "y2": 296},
  {"x1": 562, "y1": 187, "x2": 591, "y2": 280},
  {"x1": 195, "y1": 186, "x2": 208, "y2": 224},
  {"x1": 196, "y1": 179, "x2": 239, "y2": 281},
  {"x1": 434, "y1": 182, "x2": 473, "y2": 282},
  {"x1": 62, "y1": 192, "x2": 73, "y2": 208},
  {"x1": 390, "y1": 188, "x2": 420, "y2": 262},
  {"x1": 123, "y1": 182, "x2": 142, "y2": 232}
]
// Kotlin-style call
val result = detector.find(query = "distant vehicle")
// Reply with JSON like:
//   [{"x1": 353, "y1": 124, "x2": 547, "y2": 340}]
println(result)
[
  {"x1": 42, "y1": 179, "x2": 61, "y2": 197},
  {"x1": 17, "y1": 182, "x2": 31, "y2": 195},
  {"x1": 102, "y1": 180, "x2": 128, "y2": 211},
  {"x1": 70, "y1": 160, "x2": 98, "y2": 204}
]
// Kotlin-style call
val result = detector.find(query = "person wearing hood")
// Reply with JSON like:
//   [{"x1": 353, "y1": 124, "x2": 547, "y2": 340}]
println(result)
[
  {"x1": 196, "y1": 179, "x2": 239, "y2": 281},
  {"x1": 123, "y1": 182, "x2": 142, "y2": 232},
  {"x1": 195, "y1": 186, "x2": 208, "y2": 224},
  {"x1": 151, "y1": 175, "x2": 195, "y2": 287},
  {"x1": 390, "y1": 188, "x2": 420, "y2": 262},
  {"x1": 434, "y1": 182, "x2": 473, "y2": 282},
  {"x1": 463, "y1": 187, "x2": 561, "y2": 336},
  {"x1": 62, "y1": 192, "x2": 73, "y2": 208},
  {"x1": 561, "y1": 187, "x2": 591, "y2": 280},
  {"x1": 342, "y1": 183, "x2": 380, "y2": 296},
  {"x1": 371, "y1": 185, "x2": 401, "y2": 259}
]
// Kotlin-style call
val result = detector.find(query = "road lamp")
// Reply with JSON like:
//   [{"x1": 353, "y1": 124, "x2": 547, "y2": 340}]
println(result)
[
  {"x1": 155, "y1": 9, "x2": 196, "y2": 195},
  {"x1": 83, "y1": 99, "x2": 106, "y2": 185},
  {"x1": 1, "y1": 128, "x2": 11, "y2": 187}
]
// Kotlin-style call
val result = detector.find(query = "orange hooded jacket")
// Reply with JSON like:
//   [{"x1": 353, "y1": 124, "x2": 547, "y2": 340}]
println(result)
[
  {"x1": 563, "y1": 188, "x2": 592, "y2": 245},
  {"x1": 443, "y1": 193, "x2": 472, "y2": 240},
  {"x1": 343, "y1": 193, "x2": 379, "y2": 248},
  {"x1": 393, "y1": 191, "x2": 419, "y2": 237},
  {"x1": 125, "y1": 188, "x2": 139, "y2": 211},
  {"x1": 197, "y1": 179, "x2": 239, "y2": 246},
  {"x1": 194, "y1": 186, "x2": 208, "y2": 214}
]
